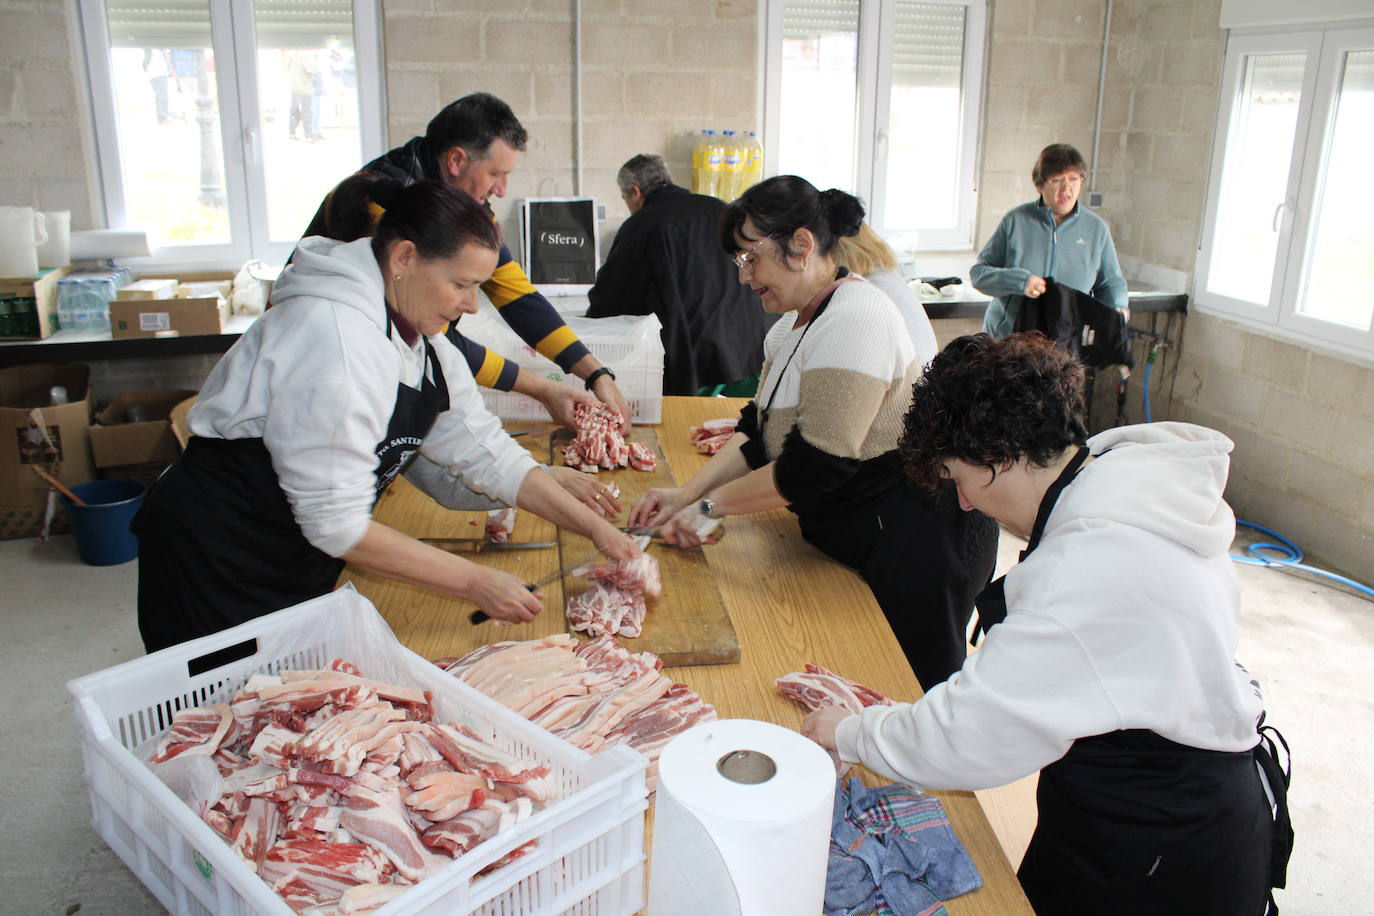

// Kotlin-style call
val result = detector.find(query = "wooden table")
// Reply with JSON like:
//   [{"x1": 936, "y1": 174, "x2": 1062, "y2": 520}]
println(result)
[{"x1": 341, "y1": 396, "x2": 1033, "y2": 915}]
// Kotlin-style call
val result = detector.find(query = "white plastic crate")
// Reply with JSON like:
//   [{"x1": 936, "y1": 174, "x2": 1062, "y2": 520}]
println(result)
[
  {"x1": 67, "y1": 587, "x2": 648, "y2": 916},
  {"x1": 462, "y1": 310, "x2": 664, "y2": 425}
]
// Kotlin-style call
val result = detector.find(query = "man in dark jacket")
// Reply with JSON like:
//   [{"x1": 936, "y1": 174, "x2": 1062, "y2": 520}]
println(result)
[
  {"x1": 586, "y1": 154, "x2": 777, "y2": 396},
  {"x1": 303, "y1": 92, "x2": 630, "y2": 429}
]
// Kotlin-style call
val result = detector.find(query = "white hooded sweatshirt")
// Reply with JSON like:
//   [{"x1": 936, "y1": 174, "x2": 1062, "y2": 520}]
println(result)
[
  {"x1": 835, "y1": 422, "x2": 1265, "y2": 791},
  {"x1": 188, "y1": 237, "x2": 538, "y2": 558}
]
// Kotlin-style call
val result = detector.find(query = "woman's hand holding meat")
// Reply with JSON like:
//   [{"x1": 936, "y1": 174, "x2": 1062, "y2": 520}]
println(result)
[
  {"x1": 801, "y1": 705, "x2": 851, "y2": 752},
  {"x1": 657, "y1": 501, "x2": 724, "y2": 548},
  {"x1": 513, "y1": 371, "x2": 600, "y2": 430},
  {"x1": 547, "y1": 464, "x2": 623, "y2": 516}
]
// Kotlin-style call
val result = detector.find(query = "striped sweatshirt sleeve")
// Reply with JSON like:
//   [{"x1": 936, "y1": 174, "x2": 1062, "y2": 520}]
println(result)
[{"x1": 481, "y1": 238, "x2": 592, "y2": 372}]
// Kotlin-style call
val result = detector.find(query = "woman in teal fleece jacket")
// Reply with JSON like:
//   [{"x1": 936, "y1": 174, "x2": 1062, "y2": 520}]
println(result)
[{"x1": 971, "y1": 143, "x2": 1128, "y2": 337}]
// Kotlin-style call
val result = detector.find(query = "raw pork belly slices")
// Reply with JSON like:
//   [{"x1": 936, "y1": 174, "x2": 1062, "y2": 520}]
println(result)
[
  {"x1": 689, "y1": 418, "x2": 738, "y2": 455},
  {"x1": 484, "y1": 508, "x2": 516, "y2": 543},
  {"x1": 774, "y1": 663, "x2": 896, "y2": 714},
  {"x1": 150, "y1": 658, "x2": 548, "y2": 912},
  {"x1": 437, "y1": 634, "x2": 716, "y2": 792},
  {"x1": 562, "y1": 402, "x2": 658, "y2": 472}
]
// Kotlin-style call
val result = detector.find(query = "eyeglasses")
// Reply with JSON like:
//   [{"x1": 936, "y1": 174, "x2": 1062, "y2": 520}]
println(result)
[
  {"x1": 732, "y1": 241, "x2": 763, "y2": 272},
  {"x1": 1042, "y1": 174, "x2": 1084, "y2": 189}
]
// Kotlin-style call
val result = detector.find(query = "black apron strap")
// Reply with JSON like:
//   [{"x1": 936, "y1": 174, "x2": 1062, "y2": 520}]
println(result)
[
  {"x1": 372, "y1": 334, "x2": 450, "y2": 496},
  {"x1": 972, "y1": 445, "x2": 1090, "y2": 641}
]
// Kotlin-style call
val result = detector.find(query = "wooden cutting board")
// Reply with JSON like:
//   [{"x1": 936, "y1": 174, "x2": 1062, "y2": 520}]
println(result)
[{"x1": 552, "y1": 427, "x2": 741, "y2": 666}]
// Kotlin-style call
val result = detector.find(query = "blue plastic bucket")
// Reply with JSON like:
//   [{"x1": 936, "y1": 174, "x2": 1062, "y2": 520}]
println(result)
[{"x1": 60, "y1": 479, "x2": 145, "y2": 566}]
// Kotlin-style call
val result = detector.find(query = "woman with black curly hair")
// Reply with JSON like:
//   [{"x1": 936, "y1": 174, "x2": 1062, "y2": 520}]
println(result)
[
  {"x1": 630, "y1": 175, "x2": 997, "y2": 688},
  {"x1": 803, "y1": 332, "x2": 1292, "y2": 915}
]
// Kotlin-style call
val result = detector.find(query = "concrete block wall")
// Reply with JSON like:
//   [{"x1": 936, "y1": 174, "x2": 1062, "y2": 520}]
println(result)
[
  {"x1": 0, "y1": 0, "x2": 98, "y2": 228},
  {"x1": 381, "y1": 0, "x2": 757, "y2": 252},
  {"x1": 1095, "y1": 0, "x2": 1222, "y2": 268},
  {"x1": 976, "y1": 0, "x2": 1106, "y2": 247},
  {"x1": 1167, "y1": 315, "x2": 1374, "y2": 580}
]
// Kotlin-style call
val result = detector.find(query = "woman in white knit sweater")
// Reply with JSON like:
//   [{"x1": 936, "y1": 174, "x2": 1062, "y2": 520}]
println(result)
[{"x1": 629, "y1": 175, "x2": 997, "y2": 688}]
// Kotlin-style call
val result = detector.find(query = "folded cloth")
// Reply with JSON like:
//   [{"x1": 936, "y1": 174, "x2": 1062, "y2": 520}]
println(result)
[{"x1": 825, "y1": 778, "x2": 983, "y2": 916}]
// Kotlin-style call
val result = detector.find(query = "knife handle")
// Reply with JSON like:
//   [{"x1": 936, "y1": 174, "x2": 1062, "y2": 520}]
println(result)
[{"x1": 468, "y1": 583, "x2": 538, "y2": 624}]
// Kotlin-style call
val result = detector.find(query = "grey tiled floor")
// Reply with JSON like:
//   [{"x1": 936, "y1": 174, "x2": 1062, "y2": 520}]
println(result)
[{"x1": 1, "y1": 531, "x2": 1369, "y2": 915}]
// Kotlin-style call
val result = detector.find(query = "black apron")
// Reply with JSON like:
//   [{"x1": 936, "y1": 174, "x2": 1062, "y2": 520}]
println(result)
[
  {"x1": 135, "y1": 323, "x2": 450, "y2": 652},
  {"x1": 974, "y1": 448, "x2": 1294, "y2": 915}
]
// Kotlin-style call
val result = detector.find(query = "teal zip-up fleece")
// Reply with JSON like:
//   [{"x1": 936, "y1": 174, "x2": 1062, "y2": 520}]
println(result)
[{"x1": 971, "y1": 200, "x2": 1128, "y2": 337}]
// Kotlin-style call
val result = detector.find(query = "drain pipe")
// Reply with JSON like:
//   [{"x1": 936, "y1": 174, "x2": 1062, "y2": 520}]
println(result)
[
  {"x1": 574, "y1": 0, "x2": 583, "y2": 195},
  {"x1": 1089, "y1": 0, "x2": 1113, "y2": 198}
]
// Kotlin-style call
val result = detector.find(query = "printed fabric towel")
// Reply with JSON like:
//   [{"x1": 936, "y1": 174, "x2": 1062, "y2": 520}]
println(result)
[{"x1": 825, "y1": 778, "x2": 983, "y2": 916}]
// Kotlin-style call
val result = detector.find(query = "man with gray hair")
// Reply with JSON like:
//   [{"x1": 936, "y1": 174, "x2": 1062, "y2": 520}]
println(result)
[{"x1": 588, "y1": 154, "x2": 777, "y2": 395}]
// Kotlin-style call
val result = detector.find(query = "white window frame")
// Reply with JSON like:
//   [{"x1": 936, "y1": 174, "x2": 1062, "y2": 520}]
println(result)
[
  {"x1": 75, "y1": 0, "x2": 387, "y2": 272},
  {"x1": 762, "y1": 0, "x2": 986, "y2": 251},
  {"x1": 1196, "y1": 21, "x2": 1374, "y2": 361}
]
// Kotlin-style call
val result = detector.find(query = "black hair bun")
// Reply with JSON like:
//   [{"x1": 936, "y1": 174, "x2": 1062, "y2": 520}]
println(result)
[{"x1": 819, "y1": 188, "x2": 865, "y2": 239}]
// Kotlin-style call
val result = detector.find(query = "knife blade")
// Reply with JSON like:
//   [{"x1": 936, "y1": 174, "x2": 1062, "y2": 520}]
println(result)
[
  {"x1": 468, "y1": 543, "x2": 609, "y2": 624},
  {"x1": 618, "y1": 525, "x2": 662, "y2": 538},
  {"x1": 421, "y1": 537, "x2": 556, "y2": 553}
]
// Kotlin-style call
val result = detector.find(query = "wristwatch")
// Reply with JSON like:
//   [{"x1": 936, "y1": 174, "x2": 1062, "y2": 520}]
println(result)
[
  {"x1": 699, "y1": 496, "x2": 723, "y2": 519},
  {"x1": 584, "y1": 366, "x2": 616, "y2": 391}
]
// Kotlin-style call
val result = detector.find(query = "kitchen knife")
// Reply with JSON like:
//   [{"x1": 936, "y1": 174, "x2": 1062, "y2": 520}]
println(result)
[
  {"x1": 420, "y1": 537, "x2": 556, "y2": 553},
  {"x1": 468, "y1": 543, "x2": 609, "y2": 625},
  {"x1": 618, "y1": 525, "x2": 662, "y2": 538}
]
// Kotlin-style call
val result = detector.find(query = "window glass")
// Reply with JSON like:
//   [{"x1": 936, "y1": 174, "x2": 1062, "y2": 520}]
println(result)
[
  {"x1": 104, "y1": 0, "x2": 228, "y2": 245},
  {"x1": 254, "y1": 3, "x2": 364, "y2": 241},
  {"x1": 882, "y1": 2, "x2": 966, "y2": 232},
  {"x1": 1205, "y1": 52, "x2": 1305, "y2": 306},
  {"x1": 778, "y1": 1, "x2": 859, "y2": 193},
  {"x1": 1298, "y1": 49, "x2": 1374, "y2": 330}
]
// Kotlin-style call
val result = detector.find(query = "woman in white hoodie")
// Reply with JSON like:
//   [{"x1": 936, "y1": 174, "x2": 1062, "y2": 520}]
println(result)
[
  {"x1": 803, "y1": 333, "x2": 1291, "y2": 915},
  {"x1": 135, "y1": 182, "x2": 638, "y2": 652}
]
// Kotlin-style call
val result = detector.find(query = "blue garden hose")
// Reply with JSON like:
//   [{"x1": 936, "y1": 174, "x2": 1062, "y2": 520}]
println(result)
[{"x1": 1231, "y1": 520, "x2": 1374, "y2": 600}]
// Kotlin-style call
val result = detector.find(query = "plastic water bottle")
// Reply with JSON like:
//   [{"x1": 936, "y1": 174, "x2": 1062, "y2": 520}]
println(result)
[
  {"x1": 740, "y1": 131, "x2": 764, "y2": 195},
  {"x1": 692, "y1": 129, "x2": 711, "y2": 194},
  {"x1": 720, "y1": 131, "x2": 742, "y2": 201},
  {"x1": 703, "y1": 132, "x2": 725, "y2": 199}
]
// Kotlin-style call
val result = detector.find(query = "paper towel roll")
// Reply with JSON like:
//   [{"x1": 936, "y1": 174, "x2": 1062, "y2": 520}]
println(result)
[
  {"x1": 69, "y1": 229, "x2": 151, "y2": 260},
  {"x1": 648, "y1": 719, "x2": 835, "y2": 916}
]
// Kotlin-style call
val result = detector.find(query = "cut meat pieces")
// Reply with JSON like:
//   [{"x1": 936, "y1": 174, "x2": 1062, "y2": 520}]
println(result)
[
  {"x1": 485, "y1": 507, "x2": 517, "y2": 543},
  {"x1": 154, "y1": 704, "x2": 234, "y2": 763},
  {"x1": 567, "y1": 581, "x2": 646, "y2": 639},
  {"x1": 427, "y1": 723, "x2": 549, "y2": 784},
  {"x1": 627, "y1": 441, "x2": 657, "y2": 471},
  {"x1": 405, "y1": 771, "x2": 487, "y2": 822},
  {"x1": 560, "y1": 402, "x2": 657, "y2": 473},
  {"x1": 689, "y1": 418, "x2": 738, "y2": 454},
  {"x1": 566, "y1": 540, "x2": 660, "y2": 638},
  {"x1": 774, "y1": 663, "x2": 895, "y2": 714},
  {"x1": 340, "y1": 772, "x2": 443, "y2": 883}
]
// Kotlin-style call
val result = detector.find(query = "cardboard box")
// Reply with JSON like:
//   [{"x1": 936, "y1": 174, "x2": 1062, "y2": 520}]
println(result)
[
  {"x1": 90, "y1": 389, "x2": 197, "y2": 469},
  {"x1": 0, "y1": 266, "x2": 72, "y2": 340},
  {"x1": 0, "y1": 363, "x2": 94, "y2": 539},
  {"x1": 115, "y1": 278, "x2": 179, "y2": 300},
  {"x1": 110, "y1": 296, "x2": 226, "y2": 339}
]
